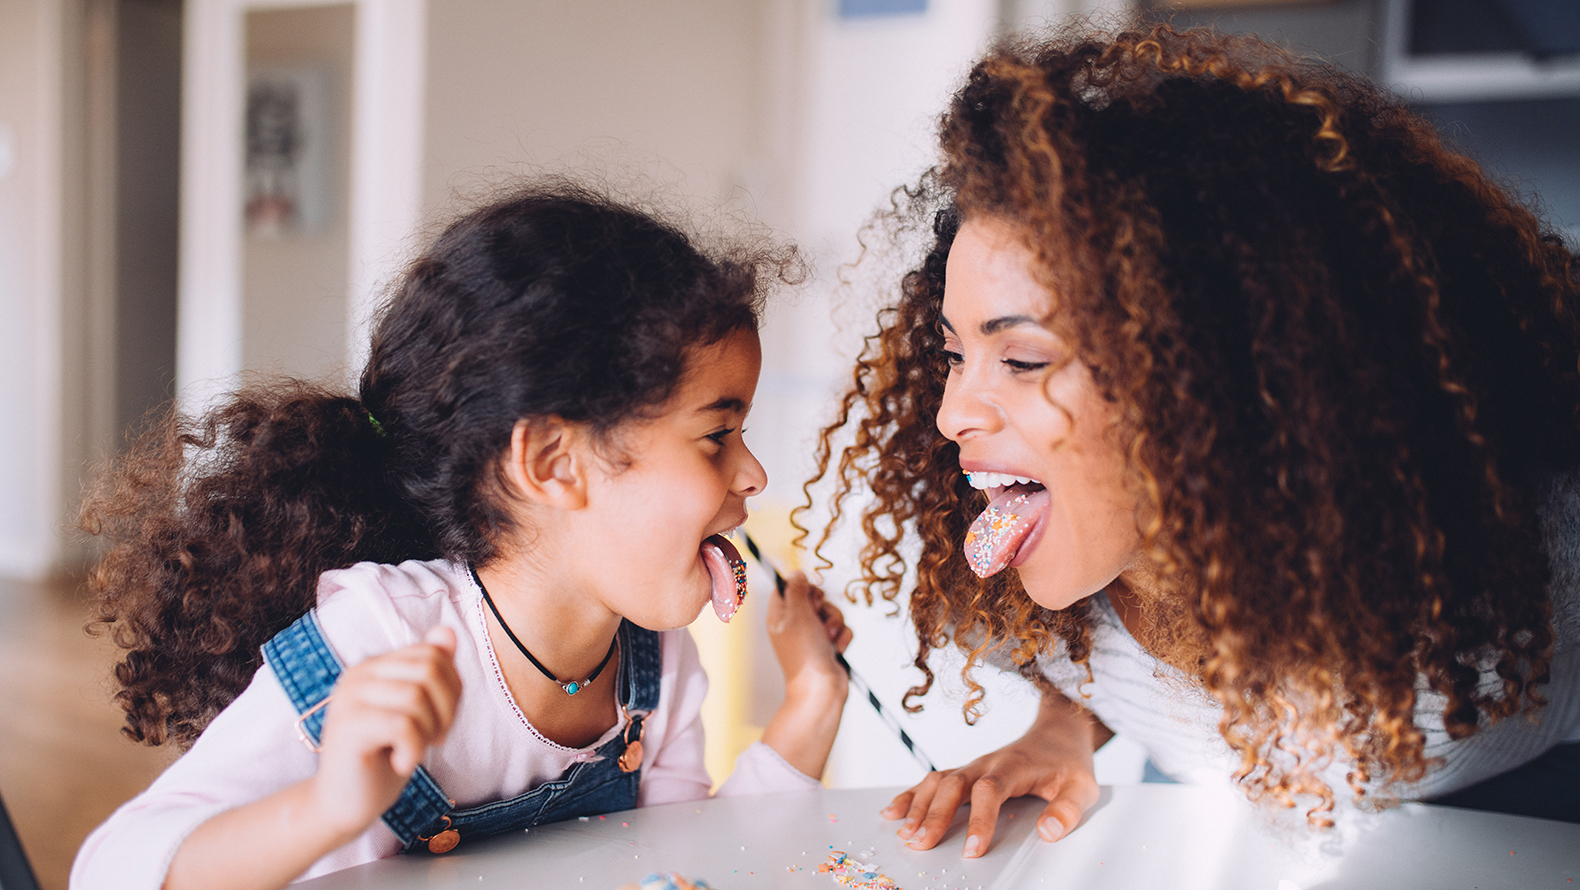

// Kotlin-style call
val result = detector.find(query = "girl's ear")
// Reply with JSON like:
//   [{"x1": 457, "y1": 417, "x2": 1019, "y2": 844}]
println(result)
[{"x1": 502, "y1": 418, "x2": 588, "y2": 510}]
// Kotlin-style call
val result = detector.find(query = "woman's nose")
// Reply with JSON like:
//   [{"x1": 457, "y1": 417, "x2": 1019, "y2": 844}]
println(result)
[{"x1": 936, "y1": 368, "x2": 1000, "y2": 443}]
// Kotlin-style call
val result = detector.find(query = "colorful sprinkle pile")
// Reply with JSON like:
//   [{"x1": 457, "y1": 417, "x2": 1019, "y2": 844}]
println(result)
[
  {"x1": 819, "y1": 850, "x2": 902, "y2": 889},
  {"x1": 634, "y1": 873, "x2": 712, "y2": 890}
]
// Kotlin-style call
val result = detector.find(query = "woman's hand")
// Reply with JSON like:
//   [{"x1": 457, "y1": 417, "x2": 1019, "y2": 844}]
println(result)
[
  {"x1": 880, "y1": 689, "x2": 1107, "y2": 859},
  {"x1": 309, "y1": 626, "x2": 464, "y2": 837},
  {"x1": 760, "y1": 571, "x2": 851, "y2": 779}
]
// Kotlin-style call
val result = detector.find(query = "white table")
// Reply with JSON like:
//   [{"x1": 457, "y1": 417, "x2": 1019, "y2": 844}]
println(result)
[{"x1": 296, "y1": 784, "x2": 1580, "y2": 889}]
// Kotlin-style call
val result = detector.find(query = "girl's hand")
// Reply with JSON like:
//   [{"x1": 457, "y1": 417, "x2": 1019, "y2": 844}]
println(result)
[
  {"x1": 760, "y1": 572, "x2": 851, "y2": 778},
  {"x1": 766, "y1": 571, "x2": 852, "y2": 697},
  {"x1": 880, "y1": 690, "x2": 1106, "y2": 859},
  {"x1": 164, "y1": 627, "x2": 464, "y2": 890},
  {"x1": 309, "y1": 626, "x2": 463, "y2": 839}
]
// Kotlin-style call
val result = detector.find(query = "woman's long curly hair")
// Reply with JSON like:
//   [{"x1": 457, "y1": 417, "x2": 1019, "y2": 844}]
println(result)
[
  {"x1": 81, "y1": 180, "x2": 785, "y2": 748},
  {"x1": 804, "y1": 24, "x2": 1580, "y2": 818}
]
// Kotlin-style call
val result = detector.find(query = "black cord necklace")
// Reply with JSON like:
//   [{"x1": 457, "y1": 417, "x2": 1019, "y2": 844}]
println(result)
[{"x1": 470, "y1": 565, "x2": 616, "y2": 696}]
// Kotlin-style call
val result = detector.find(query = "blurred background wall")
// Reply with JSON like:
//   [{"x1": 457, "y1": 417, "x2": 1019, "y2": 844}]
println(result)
[{"x1": 0, "y1": 0, "x2": 1576, "y2": 886}]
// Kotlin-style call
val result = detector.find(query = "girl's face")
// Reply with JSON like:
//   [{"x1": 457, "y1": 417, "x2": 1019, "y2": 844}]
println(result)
[
  {"x1": 936, "y1": 217, "x2": 1141, "y2": 611},
  {"x1": 577, "y1": 328, "x2": 767, "y2": 630}
]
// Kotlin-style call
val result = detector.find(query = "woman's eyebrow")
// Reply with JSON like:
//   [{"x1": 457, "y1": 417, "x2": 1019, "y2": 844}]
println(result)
[
  {"x1": 980, "y1": 314, "x2": 1038, "y2": 334},
  {"x1": 938, "y1": 313, "x2": 1040, "y2": 335}
]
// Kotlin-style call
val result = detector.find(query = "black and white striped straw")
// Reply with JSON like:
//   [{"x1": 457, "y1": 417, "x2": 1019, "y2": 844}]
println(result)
[{"x1": 739, "y1": 532, "x2": 938, "y2": 774}]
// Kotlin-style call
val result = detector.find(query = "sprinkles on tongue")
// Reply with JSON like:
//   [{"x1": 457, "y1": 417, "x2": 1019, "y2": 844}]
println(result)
[
  {"x1": 963, "y1": 490, "x2": 1037, "y2": 578},
  {"x1": 701, "y1": 535, "x2": 749, "y2": 623}
]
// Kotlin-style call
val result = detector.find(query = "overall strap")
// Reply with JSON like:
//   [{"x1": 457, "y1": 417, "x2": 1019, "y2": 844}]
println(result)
[
  {"x1": 261, "y1": 611, "x2": 453, "y2": 845},
  {"x1": 617, "y1": 619, "x2": 662, "y2": 714}
]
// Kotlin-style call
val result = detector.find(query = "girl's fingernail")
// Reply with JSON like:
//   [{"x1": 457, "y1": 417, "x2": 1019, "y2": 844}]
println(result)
[
  {"x1": 962, "y1": 836, "x2": 982, "y2": 858},
  {"x1": 897, "y1": 822, "x2": 915, "y2": 838},
  {"x1": 1038, "y1": 818, "x2": 1064, "y2": 842},
  {"x1": 907, "y1": 827, "x2": 927, "y2": 845}
]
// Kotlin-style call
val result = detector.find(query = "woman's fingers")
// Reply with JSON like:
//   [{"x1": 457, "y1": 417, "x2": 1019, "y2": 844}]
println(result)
[
  {"x1": 1034, "y1": 768, "x2": 1100, "y2": 842},
  {"x1": 892, "y1": 771, "x2": 943, "y2": 839},
  {"x1": 907, "y1": 770, "x2": 978, "y2": 849},
  {"x1": 960, "y1": 773, "x2": 1015, "y2": 857},
  {"x1": 880, "y1": 786, "x2": 916, "y2": 821}
]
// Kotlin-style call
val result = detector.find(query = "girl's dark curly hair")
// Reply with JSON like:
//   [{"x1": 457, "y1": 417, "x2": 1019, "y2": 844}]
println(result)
[
  {"x1": 804, "y1": 24, "x2": 1580, "y2": 819},
  {"x1": 81, "y1": 179, "x2": 785, "y2": 747}
]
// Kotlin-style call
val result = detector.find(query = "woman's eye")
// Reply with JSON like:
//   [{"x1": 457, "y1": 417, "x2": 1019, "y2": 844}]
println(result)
[
  {"x1": 1003, "y1": 358, "x2": 1050, "y2": 373},
  {"x1": 937, "y1": 348, "x2": 964, "y2": 368},
  {"x1": 706, "y1": 427, "x2": 736, "y2": 445}
]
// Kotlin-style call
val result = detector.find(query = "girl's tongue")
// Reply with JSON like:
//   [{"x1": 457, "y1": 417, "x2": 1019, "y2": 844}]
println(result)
[
  {"x1": 964, "y1": 485, "x2": 1050, "y2": 578},
  {"x1": 700, "y1": 534, "x2": 748, "y2": 623}
]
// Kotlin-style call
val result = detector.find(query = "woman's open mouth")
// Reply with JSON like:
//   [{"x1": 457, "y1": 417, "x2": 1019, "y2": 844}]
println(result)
[{"x1": 962, "y1": 472, "x2": 1049, "y2": 578}]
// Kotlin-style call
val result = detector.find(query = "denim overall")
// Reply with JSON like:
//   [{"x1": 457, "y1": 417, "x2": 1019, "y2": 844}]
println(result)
[{"x1": 261, "y1": 609, "x2": 660, "y2": 853}]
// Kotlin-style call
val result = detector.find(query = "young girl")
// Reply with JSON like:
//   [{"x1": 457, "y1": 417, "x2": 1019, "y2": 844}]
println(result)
[
  {"x1": 71, "y1": 182, "x2": 851, "y2": 889},
  {"x1": 807, "y1": 24, "x2": 1580, "y2": 857}
]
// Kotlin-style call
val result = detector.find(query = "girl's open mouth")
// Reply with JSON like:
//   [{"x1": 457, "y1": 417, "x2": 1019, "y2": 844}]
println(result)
[
  {"x1": 962, "y1": 472, "x2": 1050, "y2": 578},
  {"x1": 700, "y1": 533, "x2": 748, "y2": 622}
]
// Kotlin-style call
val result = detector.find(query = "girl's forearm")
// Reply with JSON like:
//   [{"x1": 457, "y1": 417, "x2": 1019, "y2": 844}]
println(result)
[
  {"x1": 760, "y1": 673, "x2": 849, "y2": 779},
  {"x1": 162, "y1": 779, "x2": 360, "y2": 890}
]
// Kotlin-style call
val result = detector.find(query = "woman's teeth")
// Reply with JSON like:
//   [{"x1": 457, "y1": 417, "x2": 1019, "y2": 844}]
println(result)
[{"x1": 965, "y1": 471, "x2": 1042, "y2": 490}]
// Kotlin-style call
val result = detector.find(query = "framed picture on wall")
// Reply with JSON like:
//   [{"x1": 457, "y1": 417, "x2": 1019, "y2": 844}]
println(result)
[{"x1": 243, "y1": 65, "x2": 333, "y2": 237}]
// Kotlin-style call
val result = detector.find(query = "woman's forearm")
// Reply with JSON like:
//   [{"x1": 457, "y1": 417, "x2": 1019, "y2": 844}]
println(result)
[{"x1": 1028, "y1": 686, "x2": 1111, "y2": 762}]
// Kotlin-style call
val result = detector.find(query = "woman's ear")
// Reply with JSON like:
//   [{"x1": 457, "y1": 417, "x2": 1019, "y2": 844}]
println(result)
[{"x1": 502, "y1": 418, "x2": 588, "y2": 510}]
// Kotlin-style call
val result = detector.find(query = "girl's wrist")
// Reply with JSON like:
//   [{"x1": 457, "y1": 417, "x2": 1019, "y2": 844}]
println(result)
[
  {"x1": 302, "y1": 772, "x2": 381, "y2": 849},
  {"x1": 783, "y1": 670, "x2": 848, "y2": 712}
]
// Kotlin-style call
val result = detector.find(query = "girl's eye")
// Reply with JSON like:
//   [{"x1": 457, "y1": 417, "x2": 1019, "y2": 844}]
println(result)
[
  {"x1": 1003, "y1": 358, "x2": 1050, "y2": 373},
  {"x1": 937, "y1": 348, "x2": 964, "y2": 369},
  {"x1": 706, "y1": 427, "x2": 736, "y2": 445}
]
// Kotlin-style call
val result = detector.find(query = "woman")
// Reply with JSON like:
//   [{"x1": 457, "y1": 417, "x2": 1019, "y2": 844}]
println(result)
[{"x1": 806, "y1": 23, "x2": 1580, "y2": 859}]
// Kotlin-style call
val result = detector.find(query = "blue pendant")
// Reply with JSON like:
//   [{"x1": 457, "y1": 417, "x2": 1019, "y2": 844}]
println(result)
[{"x1": 564, "y1": 682, "x2": 580, "y2": 695}]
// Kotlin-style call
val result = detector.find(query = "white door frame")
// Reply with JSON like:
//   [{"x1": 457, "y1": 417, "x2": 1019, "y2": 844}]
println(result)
[{"x1": 177, "y1": 0, "x2": 426, "y2": 410}]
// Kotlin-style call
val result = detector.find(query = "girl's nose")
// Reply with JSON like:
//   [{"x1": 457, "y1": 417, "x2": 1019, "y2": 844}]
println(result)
[
  {"x1": 734, "y1": 442, "x2": 767, "y2": 497},
  {"x1": 936, "y1": 369, "x2": 1000, "y2": 443}
]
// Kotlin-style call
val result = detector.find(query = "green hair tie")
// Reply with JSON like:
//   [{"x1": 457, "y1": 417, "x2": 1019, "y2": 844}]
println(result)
[{"x1": 366, "y1": 411, "x2": 387, "y2": 438}]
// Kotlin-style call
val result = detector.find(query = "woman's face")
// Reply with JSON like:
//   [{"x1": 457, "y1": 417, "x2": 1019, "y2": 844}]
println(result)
[{"x1": 936, "y1": 216, "x2": 1142, "y2": 611}]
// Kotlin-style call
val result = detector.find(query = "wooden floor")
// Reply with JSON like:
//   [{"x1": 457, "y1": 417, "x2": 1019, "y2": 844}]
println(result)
[{"x1": 0, "y1": 574, "x2": 175, "y2": 890}]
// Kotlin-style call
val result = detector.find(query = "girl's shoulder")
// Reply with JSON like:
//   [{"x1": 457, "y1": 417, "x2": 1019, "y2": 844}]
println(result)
[{"x1": 312, "y1": 558, "x2": 481, "y2": 666}]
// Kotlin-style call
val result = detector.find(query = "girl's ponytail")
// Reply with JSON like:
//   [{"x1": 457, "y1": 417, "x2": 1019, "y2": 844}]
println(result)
[{"x1": 80, "y1": 382, "x2": 431, "y2": 747}]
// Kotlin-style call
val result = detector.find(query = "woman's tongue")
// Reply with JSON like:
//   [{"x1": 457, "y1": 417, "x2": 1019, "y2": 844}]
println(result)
[
  {"x1": 700, "y1": 534, "x2": 747, "y2": 623},
  {"x1": 963, "y1": 485, "x2": 1050, "y2": 578}
]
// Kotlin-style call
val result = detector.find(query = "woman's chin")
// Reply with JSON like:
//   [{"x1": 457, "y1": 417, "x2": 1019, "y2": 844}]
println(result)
[{"x1": 1014, "y1": 563, "x2": 1096, "y2": 613}]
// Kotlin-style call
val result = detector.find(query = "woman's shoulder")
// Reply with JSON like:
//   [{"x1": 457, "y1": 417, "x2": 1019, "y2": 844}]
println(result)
[
  {"x1": 313, "y1": 558, "x2": 479, "y2": 664},
  {"x1": 1539, "y1": 470, "x2": 1580, "y2": 645}
]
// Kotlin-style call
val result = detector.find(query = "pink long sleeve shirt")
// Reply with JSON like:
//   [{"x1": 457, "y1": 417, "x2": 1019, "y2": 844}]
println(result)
[{"x1": 71, "y1": 559, "x2": 816, "y2": 888}]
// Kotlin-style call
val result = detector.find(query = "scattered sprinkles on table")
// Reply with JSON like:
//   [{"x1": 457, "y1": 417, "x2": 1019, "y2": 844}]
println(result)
[
  {"x1": 819, "y1": 850, "x2": 902, "y2": 889},
  {"x1": 634, "y1": 873, "x2": 713, "y2": 890}
]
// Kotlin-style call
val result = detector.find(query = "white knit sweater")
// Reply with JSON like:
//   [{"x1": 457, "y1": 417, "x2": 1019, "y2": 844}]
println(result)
[{"x1": 1032, "y1": 472, "x2": 1580, "y2": 803}]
